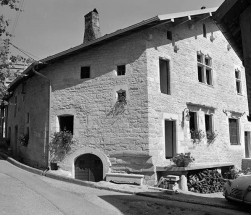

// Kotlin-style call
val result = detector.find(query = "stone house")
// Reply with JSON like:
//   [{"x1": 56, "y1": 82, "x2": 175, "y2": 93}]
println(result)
[
  {"x1": 3, "y1": 7, "x2": 251, "y2": 185},
  {"x1": 214, "y1": 0, "x2": 251, "y2": 170}
]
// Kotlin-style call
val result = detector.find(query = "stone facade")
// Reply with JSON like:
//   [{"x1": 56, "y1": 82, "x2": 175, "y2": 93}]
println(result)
[{"x1": 5, "y1": 15, "x2": 251, "y2": 185}]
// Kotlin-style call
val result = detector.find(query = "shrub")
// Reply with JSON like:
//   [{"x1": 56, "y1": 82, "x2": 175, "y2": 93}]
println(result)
[
  {"x1": 224, "y1": 167, "x2": 251, "y2": 179},
  {"x1": 49, "y1": 130, "x2": 73, "y2": 162},
  {"x1": 19, "y1": 133, "x2": 29, "y2": 147}
]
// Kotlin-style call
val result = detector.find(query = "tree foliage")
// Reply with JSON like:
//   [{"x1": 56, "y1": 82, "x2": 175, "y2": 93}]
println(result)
[{"x1": 0, "y1": 0, "x2": 33, "y2": 97}]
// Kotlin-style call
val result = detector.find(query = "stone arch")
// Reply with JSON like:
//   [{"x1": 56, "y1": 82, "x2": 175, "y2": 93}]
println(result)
[{"x1": 65, "y1": 147, "x2": 111, "y2": 179}]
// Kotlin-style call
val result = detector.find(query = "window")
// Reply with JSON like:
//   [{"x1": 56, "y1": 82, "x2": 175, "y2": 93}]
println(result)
[
  {"x1": 117, "y1": 65, "x2": 126, "y2": 76},
  {"x1": 205, "y1": 114, "x2": 213, "y2": 132},
  {"x1": 159, "y1": 59, "x2": 170, "y2": 94},
  {"x1": 235, "y1": 69, "x2": 242, "y2": 94},
  {"x1": 80, "y1": 66, "x2": 90, "y2": 79},
  {"x1": 229, "y1": 118, "x2": 239, "y2": 145},
  {"x1": 189, "y1": 112, "x2": 197, "y2": 132},
  {"x1": 203, "y1": 24, "x2": 207, "y2": 38},
  {"x1": 14, "y1": 96, "x2": 17, "y2": 117},
  {"x1": 117, "y1": 89, "x2": 126, "y2": 102},
  {"x1": 167, "y1": 31, "x2": 172, "y2": 40},
  {"x1": 21, "y1": 82, "x2": 26, "y2": 94},
  {"x1": 58, "y1": 115, "x2": 74, "y2": 134},
  {"x1": 197, "y1": 52, "x2": 213, "y2": 85},
  {"x1": 26, "y1": 113, "x2": 29, "y2": 124}
]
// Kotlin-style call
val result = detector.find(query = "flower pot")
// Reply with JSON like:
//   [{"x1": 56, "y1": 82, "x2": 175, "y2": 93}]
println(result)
[{"x1": 50, "y1": 162, "x2": 58, "y2": 170}]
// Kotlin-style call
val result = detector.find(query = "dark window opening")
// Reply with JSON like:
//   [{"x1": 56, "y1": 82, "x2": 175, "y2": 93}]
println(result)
[
  {"x1": 189, "y1": 112, "x2": 197, "y2": 131},
  {"x1": 229, "y1": 118, "x2": 238, "y2": 145},
  {"x1": 159, "y1": 59, "x2": 170, "y2": 94},
  {"x1": 117, "y1": 65, "x2": 126, "y2": 76},
  {"x1": 205, "y1": 58, "x2": 210, "y2": 66},
  {"x1": 236, "y1": 81, "x2": 241, "y2": 94},
  {"x1": 205, "y1": 114, "x2": 210, "y2": 132},
  {"x1": 21, "y1": 82, "x2": 26, "y2": 94},
  {"x1": 198, "y1": 66, "x2": 203, "y2": 82},
  {"x1": 235, "y1": 70, "x2": 241, "y2": 94},
  {"x1": 167, "y1": 31, "x2": 172, "y2": 40},
  {"x1": 117, "y1": 90, "x2": 126, "y2": 102},
  {"x1": 197, "y1": 54, "x2": 202, "y2": 63},
  {"x1": 206, "y1": 69, "x2": 212, "y2": 85},
  {"x1": 203, "y1": 24, "x2": 207, "y2": 38},
  {"x1": 14, "y1": 96, "x2": 17, "y2": 117},
  {"x1": 235, "y1": 70, "x2": 239, "y2": 79},
  {"x1": 81, "y1": 67, "x2": 90, "y2": 79},
  {"x1": 59, "y1": 115, "x2": 74, "y2": 134}
]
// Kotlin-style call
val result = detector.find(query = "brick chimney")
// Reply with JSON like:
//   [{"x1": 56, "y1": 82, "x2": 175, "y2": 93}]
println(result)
[{"x1": 84, "y1": 9, "x2": 101, "y2": 43}]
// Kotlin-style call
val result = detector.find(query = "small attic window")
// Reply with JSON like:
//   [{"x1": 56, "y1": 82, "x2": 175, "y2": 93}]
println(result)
[
  {"x1": 203, "y1": 24, "x2": 207, "y2": 38},
  {"x1": 117, "y1": 65, "x2": 126, "y2": 76},
  {"x1": 81, "y1": 66, "x2": 90, "y2": 79},
  {"x1": 167, "y1": 31, "x2": 172, "y2": 40}
]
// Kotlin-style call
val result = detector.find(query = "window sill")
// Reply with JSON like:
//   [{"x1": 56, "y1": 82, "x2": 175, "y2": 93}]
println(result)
[
  {"x1": 198, "y1": 82, "x2": 214, "y2": 88},
  {"x1": 236, "y1": 93, "x2": 243, "y2": 96}
]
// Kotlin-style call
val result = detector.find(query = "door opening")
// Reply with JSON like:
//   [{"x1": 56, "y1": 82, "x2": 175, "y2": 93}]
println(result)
[{"x1": 75, "y1": 153, "x2": 103, "y2": 182}]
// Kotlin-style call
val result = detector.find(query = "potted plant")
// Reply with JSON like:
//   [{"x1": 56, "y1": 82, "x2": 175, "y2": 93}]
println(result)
[
  {"x1": 49, "y1": 130, "x2": 73, "y2": 170},
  {"x1": 171, "y1": 152, "x2": 195, "y2": 167}
]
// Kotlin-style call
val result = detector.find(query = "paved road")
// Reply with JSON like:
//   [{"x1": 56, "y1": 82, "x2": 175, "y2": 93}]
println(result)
[{"x1": 0, "y1": 158, "x2": 250, "y2": 215}]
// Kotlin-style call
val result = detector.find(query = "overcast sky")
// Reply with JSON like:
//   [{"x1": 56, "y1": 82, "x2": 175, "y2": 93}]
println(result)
[{"x1": 1, "y1": 0, "x2": 224, "y2": 61}]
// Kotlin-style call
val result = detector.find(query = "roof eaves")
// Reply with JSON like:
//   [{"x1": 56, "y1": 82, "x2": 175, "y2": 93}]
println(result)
[{"x1": 158, "y1": 7, "x2": 218, "y2": 21}]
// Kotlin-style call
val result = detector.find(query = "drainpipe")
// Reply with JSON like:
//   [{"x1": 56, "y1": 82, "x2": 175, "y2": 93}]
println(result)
[{"x1": 32, "y1": 67, "x2": 51, "y2": 168}]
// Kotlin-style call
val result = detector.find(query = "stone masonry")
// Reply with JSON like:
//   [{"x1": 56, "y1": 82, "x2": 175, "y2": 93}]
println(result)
[{"x1": 5, "y1": 11, "x2": 251, "y2": 185}]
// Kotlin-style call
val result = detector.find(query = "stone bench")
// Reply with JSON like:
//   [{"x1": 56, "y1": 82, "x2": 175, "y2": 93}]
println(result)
[
  {"x1": 106, "y1": 173, "x2": 144, "y2": 185},
  {"x1": 156, "y1": 162, "x2": 234, "y2": 191}
]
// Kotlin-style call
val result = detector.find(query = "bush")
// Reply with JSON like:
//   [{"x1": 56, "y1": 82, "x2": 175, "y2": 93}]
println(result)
[
  {"x1": 171, "y1": 152, "x2": 195, "y2": 167},
  {"x1": 19, "y1": 133, "x2": 29, "y2": 147},
  {"x1": 49, "y1": 130, "x2": 73, "y2": 162},
  {"x1": 224, "y1": 167, "x2": 251, "y2": 179}
]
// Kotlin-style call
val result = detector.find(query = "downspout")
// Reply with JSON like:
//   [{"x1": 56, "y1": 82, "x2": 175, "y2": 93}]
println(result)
[{"x1": 32, "y1": 67, "x2": 51, "y2": 168}]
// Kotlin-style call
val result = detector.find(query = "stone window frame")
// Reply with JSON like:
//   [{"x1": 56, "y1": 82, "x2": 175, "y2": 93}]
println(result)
[
  {"x1": 197, "y1": 51, "x2": 213, "y2": 86},
  {"x1": 187, "y1": 104, "x2": 215, "y2": 142},
  {"x1": 223, "y1": 110, "x2": 243, "y2": 147}
]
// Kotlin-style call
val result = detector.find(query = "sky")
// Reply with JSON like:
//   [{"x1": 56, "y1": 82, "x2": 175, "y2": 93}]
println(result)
[{"x1": 1, "y1": 0, "x2": 224, "y2": 61}]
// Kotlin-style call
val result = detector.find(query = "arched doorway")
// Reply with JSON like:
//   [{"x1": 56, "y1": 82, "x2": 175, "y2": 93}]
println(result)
[{"x1": 75, "y1": 153, "x2": 103, "y2": 182}]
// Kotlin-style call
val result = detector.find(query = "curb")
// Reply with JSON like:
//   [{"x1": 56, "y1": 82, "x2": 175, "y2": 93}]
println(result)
[
  {"x1": 0, "y1": 152, "x2": 245, "y2": 211},
  {"x1": 0, "y1": 152, "x2": 136, "y2": 195}
]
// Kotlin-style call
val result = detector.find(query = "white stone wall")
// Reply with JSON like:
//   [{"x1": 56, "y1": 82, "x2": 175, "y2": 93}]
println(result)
[
  {"x1": 6, "y1": 17, "x2": 251, "y2": 185},
  {"x1": 146, "y1": 18, "x2": 251, "y2": 170}
]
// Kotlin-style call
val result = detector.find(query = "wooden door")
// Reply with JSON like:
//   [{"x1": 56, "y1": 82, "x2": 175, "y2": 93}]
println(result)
[{"x1": 75, "y1": 154, "x2": 103, "y2": 182}]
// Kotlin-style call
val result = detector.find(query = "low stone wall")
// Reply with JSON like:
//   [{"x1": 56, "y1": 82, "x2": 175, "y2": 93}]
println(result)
[{"x1": 242, "y1": 158, "x2": 251, "y2": 170}]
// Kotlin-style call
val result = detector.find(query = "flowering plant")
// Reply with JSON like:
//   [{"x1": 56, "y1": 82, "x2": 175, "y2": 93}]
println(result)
[{"x1": 171, "y1": 152, "x2": 195, "y2": 167}]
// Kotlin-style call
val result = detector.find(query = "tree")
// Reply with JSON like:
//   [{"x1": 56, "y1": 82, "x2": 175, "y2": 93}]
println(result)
[{"x1": 0, "y1": 0, "x2": 33, "y2": 97}]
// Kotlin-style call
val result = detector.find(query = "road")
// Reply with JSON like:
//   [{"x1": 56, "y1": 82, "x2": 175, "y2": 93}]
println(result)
[{"x1": 0, "y1": 157, "x2": 250, "y2": 215}]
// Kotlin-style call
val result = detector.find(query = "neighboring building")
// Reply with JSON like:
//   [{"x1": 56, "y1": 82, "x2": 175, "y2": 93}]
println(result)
[
  {"x1": 3, "y1": 8, "x2": 251, "y2": 185},
  {"x1": 214, "y1": 0, "x2": 251, "y2": 169}
]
